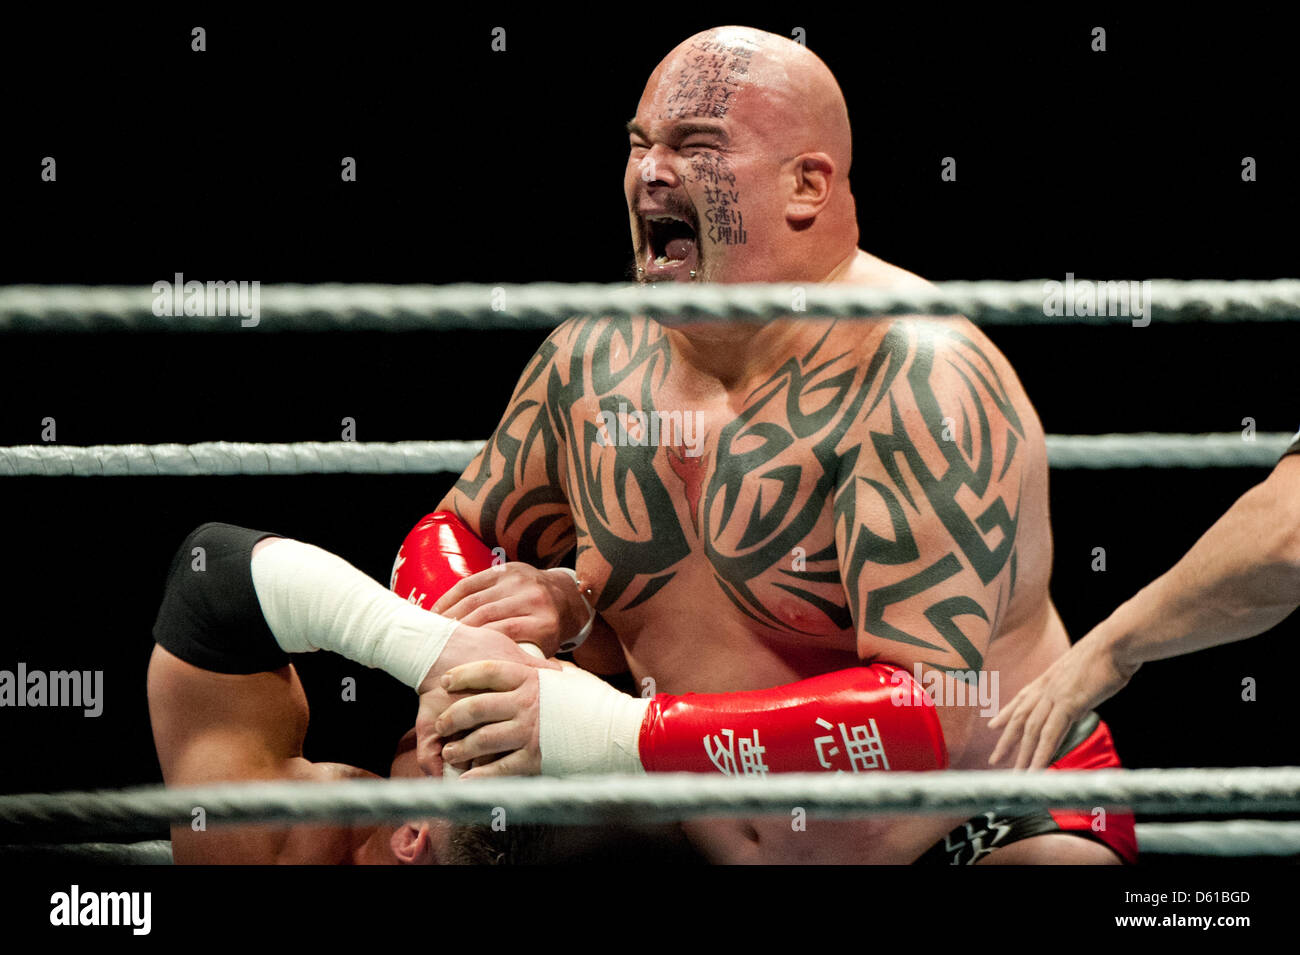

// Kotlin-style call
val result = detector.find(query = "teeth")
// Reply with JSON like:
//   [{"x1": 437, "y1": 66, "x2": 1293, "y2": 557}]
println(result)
[{"x1": 654, "y1": 255, "x2": 685, "y2": 266}]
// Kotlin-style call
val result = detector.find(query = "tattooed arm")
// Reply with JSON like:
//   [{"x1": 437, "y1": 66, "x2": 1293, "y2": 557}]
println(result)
[
  {"x1": 434, "y1": 324, "x2": 577, "y2": 567},
  {"x1": 414, "y1": 322, "x2": 621, "y2": 662},
  {"x1": 834, "y1": 321, "x2": 1027, "y2": 756}
]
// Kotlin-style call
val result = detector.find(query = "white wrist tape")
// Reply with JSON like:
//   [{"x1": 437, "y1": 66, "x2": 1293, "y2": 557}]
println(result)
[
  {"x1": 250, "y1": 538, "x2": 457, "y2": 690},
  {"x1": 537, "y1": 667, "x2": 649, "y2": 775},
  {"x1": 556, "y1": 568, "x2": 595, "y2": 653}
]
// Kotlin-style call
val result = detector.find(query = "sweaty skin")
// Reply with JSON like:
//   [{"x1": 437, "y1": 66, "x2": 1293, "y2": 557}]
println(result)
[{"x1": 440, "y1": 27, "x2": 1114, "y2": 864}]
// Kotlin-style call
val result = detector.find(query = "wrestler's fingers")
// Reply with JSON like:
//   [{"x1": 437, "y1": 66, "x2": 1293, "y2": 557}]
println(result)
[
  {"x1": 1029, "y1": 708, "x2": 1073, "y2": 771},
  {"x1": 439, "y1": 584, "x2": 516, "y2": 622},
  {"x1": 1014, "y1": 697, "x2": 1055, "y2": 771},
  {"x1": 430, "y1": 569, "x2": 503, "y2": 615},
  {"x1": 442, "y1": 720, "x2": 528, "y2": 767},
  {"x1": 458, "y1": 748, "x2": 536, "y2": 780},
  {"x1": 441, "y1": 660, "x2": 533, "y2": 691},
  {"x1": 458, "y1": 595, "x2": 534, "y2": 629},
  {"x1": 441, "y1": 658, "x2": 532, "y2": 693},
  {"x1": 987, "y1": 698, "x2": 1031, "y2": 765},
  {"x1": 987, "y1": 687, "x2": 1027, "y2": 730},
  {"x1": 435, "y1": 689, "x2": 522, "y2": 737},
  {"x1": 987, "y1": 727, "x2": 1015, "y2": 767}
]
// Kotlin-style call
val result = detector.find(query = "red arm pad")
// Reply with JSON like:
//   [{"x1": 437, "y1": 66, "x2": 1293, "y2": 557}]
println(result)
[
  {"x1": 390, "y1": 511, "x2": 498, "y2": 609},
  {"x1": 638, "y1": 664, "x2": 947, "y2": 774}
]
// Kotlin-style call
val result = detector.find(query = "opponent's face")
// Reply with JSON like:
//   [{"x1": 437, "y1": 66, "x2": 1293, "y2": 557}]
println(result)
[
  {"x1": 383, "y1": 727, "x2": 450, "y2": 864},
  {"x1": 626, "y1": 40, "x2": 790, "y2": 284}
]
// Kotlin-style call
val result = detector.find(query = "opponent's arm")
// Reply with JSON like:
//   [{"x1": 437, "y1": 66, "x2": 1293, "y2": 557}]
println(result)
[
  {"x1": 990, "y1": 451, "x2": 1300, "y2": 768},
  {"x1": 1092, "y1": 452, "x2": 1300, "y2": 665},
  {"x1": 148, "y1": 527, "x2": 385, "y2": 864},
  {"x1": 148, "y1": 646, "x2": 378, "y2": 865},
  {"x1": 152, "y1": 523, "x2": 554, "y2": 809}
]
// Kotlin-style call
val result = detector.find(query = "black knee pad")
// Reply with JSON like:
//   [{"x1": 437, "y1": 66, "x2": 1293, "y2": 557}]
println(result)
[{"x1": 152, "y1": 522, "x2": 289, "y2": 674}]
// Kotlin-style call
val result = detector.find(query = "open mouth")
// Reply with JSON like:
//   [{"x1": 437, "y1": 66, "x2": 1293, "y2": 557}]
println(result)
[{"x1": 642, "y1": 214, "x2": 699, "y2": 279}]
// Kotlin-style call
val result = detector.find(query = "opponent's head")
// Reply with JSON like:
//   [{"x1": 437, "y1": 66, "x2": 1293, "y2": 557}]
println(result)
[
  {"x1": 365, "y1": 727, "x2": 548, "y2": 865},
  {"x1": 627, "y1": 26, "x2": 857, "y2": 285},
  {"x1": 350, "y1": 728, "x2": 449, "y2": 865}
]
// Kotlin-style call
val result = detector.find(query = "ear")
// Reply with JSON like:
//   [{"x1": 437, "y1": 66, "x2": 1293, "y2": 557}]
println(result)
[
  {"x1": 786, "y1": 153, "x2": 836, "y2": 223},
  {"x1": 390, "y1": 822, "x2": 436, "y2": 865}
]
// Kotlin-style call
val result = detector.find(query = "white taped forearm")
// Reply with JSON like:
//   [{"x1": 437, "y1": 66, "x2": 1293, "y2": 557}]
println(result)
[
  {"x1": 250, "y1": 538, "x2": 457, "y2": 689},
  {"x1": 537, "y1": 667, "x2": 649, "y2": 775}
]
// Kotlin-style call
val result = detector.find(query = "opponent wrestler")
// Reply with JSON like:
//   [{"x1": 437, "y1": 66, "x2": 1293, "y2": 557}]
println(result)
[
  {"x1": 148, "y1": 521, "x2": 545, "y2": 865},
  {"x1": 394, "y1": 26, "x2": 1137, "y2": 864},
  {"x1": 148, "y1": 521, "x2": 702, "y2": 864},
  {"x1": 989, "y1": 432, "x2": 1300, "y2": 769}
]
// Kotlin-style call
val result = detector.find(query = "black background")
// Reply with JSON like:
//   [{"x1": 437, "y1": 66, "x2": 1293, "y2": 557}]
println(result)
[{"x1": 0, "y1": 3, "x2": 1296, "y2": 891}]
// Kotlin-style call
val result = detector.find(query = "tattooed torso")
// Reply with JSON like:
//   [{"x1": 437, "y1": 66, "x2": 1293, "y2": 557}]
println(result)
[
  {"x1": 452, "y1": 312, "x2": 1061, "y2": 719},
  {"x1": 446, "y1": 285, "x2": 1069, "y2": 862}
]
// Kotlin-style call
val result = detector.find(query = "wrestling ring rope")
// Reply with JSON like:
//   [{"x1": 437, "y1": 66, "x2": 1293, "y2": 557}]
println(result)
[
  {"x1": 1, "y1": 771, "x2": 1299, "y2": 860},
  {"x1": 2, "y1": 279, "x2": 1296, "y2": 863},
  {"x1": 2, "y1": 280, "x2": 1299, "y2": 331},
  {"x1": 0, "y1": 433, "x2": 1294, "y2": 477}
]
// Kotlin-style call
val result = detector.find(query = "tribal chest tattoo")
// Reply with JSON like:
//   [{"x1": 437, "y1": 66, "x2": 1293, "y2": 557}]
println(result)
[{"x1": 450, "y1": 315, "x2": 1026, "y2": 672}]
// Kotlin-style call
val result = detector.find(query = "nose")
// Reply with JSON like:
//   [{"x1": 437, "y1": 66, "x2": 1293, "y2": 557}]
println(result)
[{"x1": 635, "y1": 145, "x2": 682, "y2": 189}]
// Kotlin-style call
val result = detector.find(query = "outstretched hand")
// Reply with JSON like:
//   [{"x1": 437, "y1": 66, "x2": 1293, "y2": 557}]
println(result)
[{"x1": 988, "y1": 630, "x2": 1138, "y2": 769}]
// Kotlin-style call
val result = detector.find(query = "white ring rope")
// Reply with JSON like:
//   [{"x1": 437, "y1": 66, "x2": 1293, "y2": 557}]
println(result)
[
  {"x1": 1, "y1": 768, "x2": 1298, "y2": 839},
  {"x1": 1135, "y1": 820, "x2": 1300, "y2": 856},
  {"x1": 0, "y1": 433, "x2": 1291, "y2": 478},
  {"x1": 0, "y1": 840, "x2": 176, "y2": 864},
  {"x1": 2, "y1": 281, "x2": 1298, "y2": 332},
  {"x1": 3, "y1": 822, "x2": 1296, "y2": 860},
  {"x1": 1045, "y1": 433, "x2": 1294, "y2": 469},
  {"x1": 0, "y1": 440, "x2": 487, "y2": 477}
]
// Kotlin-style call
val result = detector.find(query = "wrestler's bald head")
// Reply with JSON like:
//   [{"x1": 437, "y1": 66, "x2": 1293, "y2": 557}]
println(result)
[
  {"x1": 645, "y1": 26, "x2": 852, "y2": 175},
  {"x1": 627, "y1": 27, "x2": 859, "y2": 284}
]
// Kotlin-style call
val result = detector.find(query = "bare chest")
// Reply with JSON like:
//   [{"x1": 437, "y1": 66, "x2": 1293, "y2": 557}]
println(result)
[{"x1": 564, "y1": 361, "x2": 861, "y2": 656}]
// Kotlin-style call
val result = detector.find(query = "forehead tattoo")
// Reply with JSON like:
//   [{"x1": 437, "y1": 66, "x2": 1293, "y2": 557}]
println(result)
[{"x1": 661, "y1": 39, "x2": 759, "y2": 120}]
